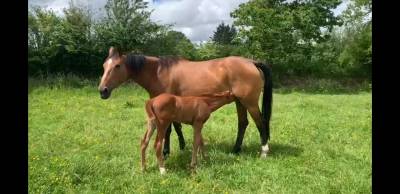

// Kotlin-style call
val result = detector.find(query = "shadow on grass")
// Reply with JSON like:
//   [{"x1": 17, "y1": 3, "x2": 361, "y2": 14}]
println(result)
[
  {"x1": 163, "y1": 141, "x2": 303, "y2": 176},
  {"x1": 207, "y1": 141, "x2": 303, "y2": 158}
]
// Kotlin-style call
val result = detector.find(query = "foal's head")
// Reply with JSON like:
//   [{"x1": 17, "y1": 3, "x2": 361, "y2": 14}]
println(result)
[{"x1": 98, "y1": 47, "x2": 145, "y2": 99}]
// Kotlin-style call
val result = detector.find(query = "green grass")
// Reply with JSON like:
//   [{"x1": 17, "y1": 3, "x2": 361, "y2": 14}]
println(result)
[{"x1": 29, "y1": 78, "x2": 371, "y2": 194}]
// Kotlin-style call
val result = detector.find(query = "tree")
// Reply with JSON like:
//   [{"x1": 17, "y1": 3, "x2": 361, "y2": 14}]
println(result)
[
  {"x1": 28, "y1": 6, "x2": 64, "y2": 74},
  {"x1": 143, "y1": 30, "x2": 197, "y2": 59},
  {"x1": 62, "y1": 1, "x2": 92, "y2": 54},
  {"x1": 195, "y1": 42, "x2": 220, "y2": 60},
  {"x1": 58, "y1": 1, "x2": 96, "y2": 74},
  {"x1": 94, "y1": 0, "x2": 162, "y2": 52},
  {"x1": 166, "y1": 31, "x2": 197, "y2": 59},
  {"x1": 338, "y1": 0, "x2": 371, "y2": 78},
  {"x1": 231, "y1": 0, "x2": 342, "y2": 76},
  {"x1": 309, "y1": 28, "x2": 345, "y2": 77},
  {"x1": 211, "y1": 22, "x2": 237, "y2": 45},
  {"x1": 28, "y1": 0, "x2": 197, "y2": 76}
]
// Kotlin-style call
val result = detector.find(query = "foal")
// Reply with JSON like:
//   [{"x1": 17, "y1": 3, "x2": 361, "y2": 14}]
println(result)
[{"x1": 140, "y1": 91, "x2": 235, "y2": 174}]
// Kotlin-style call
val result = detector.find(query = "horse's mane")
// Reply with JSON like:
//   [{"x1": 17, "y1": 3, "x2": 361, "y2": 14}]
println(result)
[
  {"x1": 125, "y1": 54, "x2": 185, "y2": 72},
  {"x1": 158, "y1": 56, "x2": 185, "y2": 68},
  {"x1": 126, "y1": 53, "x2": 146, "y2": 73}
]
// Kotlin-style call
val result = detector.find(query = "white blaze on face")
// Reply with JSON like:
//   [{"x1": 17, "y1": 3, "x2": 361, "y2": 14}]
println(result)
[
  {"x1": 100, "y1": 58, "x2": 114, "y2": 86},
  {"x1": 107, "y1": 58, "x2": 113, "y2": 66}
]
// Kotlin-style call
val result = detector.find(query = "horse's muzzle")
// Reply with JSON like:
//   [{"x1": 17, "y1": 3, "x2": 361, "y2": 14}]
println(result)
[{"x1": 99, "y1": 87, "x2": 111, "y2": 99}]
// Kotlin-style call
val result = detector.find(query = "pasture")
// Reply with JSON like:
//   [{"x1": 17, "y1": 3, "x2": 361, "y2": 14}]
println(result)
[{"x1": 28, "y1": 77, "x2": 371, "y2": 193}]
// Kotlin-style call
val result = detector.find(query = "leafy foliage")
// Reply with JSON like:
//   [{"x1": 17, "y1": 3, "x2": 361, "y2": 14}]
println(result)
[
  {"x1": 211, "y1": 22, "x2": 237, "y2": 45},
  {"x1": 28, "y1": 0, "x2": 371, "y2": 79},
  {"x1": 231, "y1": 0, "x2": 342, "y2": 76}
]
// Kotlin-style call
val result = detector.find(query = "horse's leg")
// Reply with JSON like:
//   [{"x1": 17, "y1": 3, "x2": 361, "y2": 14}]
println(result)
[
  {"x1": 199, "y1": 133, "x2": 208, "y2": 160},
  {"x1": 140, "y1": 130, "x2": 148, "y2": 172},
  {"x1": 140, "y1": 118, "x2": 156, "y2": 172},
  {"x1": 155, "y1": 121, "x2": 169, "y2": 175},
  {"x1": 162, "y1": 124, "x2": 172, "y2": 159},
  {"x1": 232, "y1": 100, "x2": 249, "y2": 154},
  {"x1": 246, "y1": 104, "x2": 269, "y2": 158},
  {"x1": 173, "y1": 122, "x2": 185, "y2": 150},
  {"x1": 191, "y1": 121, "x2": 203, "y2": 170}
]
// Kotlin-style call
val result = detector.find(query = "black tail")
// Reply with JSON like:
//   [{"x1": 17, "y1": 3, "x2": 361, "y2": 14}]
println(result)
[{"x1": 254, "y1": 62, "x2": 273, "y2": 140}]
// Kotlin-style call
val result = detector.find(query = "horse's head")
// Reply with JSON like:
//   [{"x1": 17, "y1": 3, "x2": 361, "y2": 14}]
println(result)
[{"x1": 98, "y1": 47, "x2": 131, "y2": 99}]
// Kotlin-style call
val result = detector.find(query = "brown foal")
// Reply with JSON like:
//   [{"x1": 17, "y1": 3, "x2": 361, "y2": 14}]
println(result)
[{"x1": 140, "y1": 91, "x2": 235, "y2": 174}]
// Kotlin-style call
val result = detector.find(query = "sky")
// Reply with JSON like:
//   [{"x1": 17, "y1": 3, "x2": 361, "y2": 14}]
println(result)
[{"x1": 28, "y1": 0, "x2": 349, "y2": 44}]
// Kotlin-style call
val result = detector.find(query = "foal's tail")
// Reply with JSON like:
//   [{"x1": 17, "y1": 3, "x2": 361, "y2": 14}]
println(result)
[
  {"x1": 145, "y1": 100, "x2": 156, "y2": 119},
  {"x1": 254, "y1": 62, "x2": 273, "y2": 140},
  {"x1": 145, "y1": 100, "x2": 159, "y2": 126}
]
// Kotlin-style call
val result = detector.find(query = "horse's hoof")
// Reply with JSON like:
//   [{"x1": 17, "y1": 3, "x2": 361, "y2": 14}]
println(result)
[
  {"x1": 260, "y1": 153, "x2": 268, "y2": 159},
  {"x1": 179, "y1": 141, "x2": 186, "y2": 150},
  {"x1": 190, "y1": 168, "x2": 197, "y2": 175},
  {"x1": 163, "y1": 150, "x2": 170, "y2": 160},
  {"x1": 260, "y1": 144, "x2": 269, "y2": 158},
  {"x1": 232, "y1": 147, "x2": 241, "y2": 154},
  {"x1": 189, "y1": 164, "x2": 197, "y2": 173},
  {"x1": 159, "y1": 167, "x2": 167, "y2": 175},
  {"x1": 200, "y1": 153, "x2": 208, "y2": 160}
]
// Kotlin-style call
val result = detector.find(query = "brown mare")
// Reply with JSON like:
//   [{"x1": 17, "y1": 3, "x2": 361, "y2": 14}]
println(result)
[
  {"x1": 98, "y1": 47, "x2": 273, "y2": 158},
  {"x1": 141, "y1": 91, "x2": 235, "y2": 174}
]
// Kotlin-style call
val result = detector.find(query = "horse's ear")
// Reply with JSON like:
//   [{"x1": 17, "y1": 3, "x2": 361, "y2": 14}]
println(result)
[{"x1": 108, "y1": 47, "x2": 120, "y2": 57}]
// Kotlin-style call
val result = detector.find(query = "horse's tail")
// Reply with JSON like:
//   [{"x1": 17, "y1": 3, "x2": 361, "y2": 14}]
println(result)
[{"x1": 254, "y1": 62, "x2": 273, "y2": 140}]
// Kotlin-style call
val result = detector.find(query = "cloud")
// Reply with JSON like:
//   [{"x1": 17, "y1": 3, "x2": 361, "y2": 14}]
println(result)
[
  {"x1": 29, "y1": 0, "x2": 108, "y2": 19},
  {"x1": 333, "y1": 0, "x2": 349, "y2": 16},
  {"x1": 148, "y1": 0, "x2": 248, "y2": 42}
]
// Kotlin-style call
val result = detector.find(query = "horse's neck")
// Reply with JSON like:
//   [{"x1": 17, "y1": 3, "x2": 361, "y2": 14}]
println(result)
[{"x1": 131, "y1": 57, "x2": 164, "y2": 97}]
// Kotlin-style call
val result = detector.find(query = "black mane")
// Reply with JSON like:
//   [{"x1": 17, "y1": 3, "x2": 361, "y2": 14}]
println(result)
[
  {"x1": 125, "y1": 54, "x2": 184, "y2": 72},
  {"x1": 126, "y1": 53, "x2": 146, "y2": 72},
  {"x1": 158, "y1": 56, "x2": 183, "y2": 68}
]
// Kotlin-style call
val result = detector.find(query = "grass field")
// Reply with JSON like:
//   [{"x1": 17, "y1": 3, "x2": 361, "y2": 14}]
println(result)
[{"x1": 28, "y1": 78, "x2": 371, "y2": 193}]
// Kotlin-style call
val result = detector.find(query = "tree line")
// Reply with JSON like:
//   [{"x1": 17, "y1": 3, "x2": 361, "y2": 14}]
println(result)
[{"x1": 28, "y1": 0, "x2": 371, "y2": 79}]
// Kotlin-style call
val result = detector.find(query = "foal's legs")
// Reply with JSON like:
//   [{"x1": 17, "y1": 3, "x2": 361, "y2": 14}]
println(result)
[
  {"x1": 154, "y1": 121, "x2": 169, "y2": 175},
  {"x1": 199, "y1": 134, "x2": 207, "y2": 160},
  {"x1": 191, "y1": 121, "x2": 203, "y2": 169},
  {"x1": 232, "y1": 100, "x2": 249, "y2": 154},
  {"x1": 141, "y1": 118, "x2": 156, "y2": 171}
]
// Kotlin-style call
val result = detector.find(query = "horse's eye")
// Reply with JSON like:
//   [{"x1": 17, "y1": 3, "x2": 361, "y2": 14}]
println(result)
[{"x1": 115, "y1": 64, "x2": 121, "y2": 69}]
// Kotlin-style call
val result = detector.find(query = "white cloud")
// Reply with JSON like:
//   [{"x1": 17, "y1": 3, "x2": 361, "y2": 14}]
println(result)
[
  {"x1": 148, "y1": 0, "x2": 248, "y2": 42},
  {"x1": 333, "y1": 0, "x2": 349, "y2": 16}
]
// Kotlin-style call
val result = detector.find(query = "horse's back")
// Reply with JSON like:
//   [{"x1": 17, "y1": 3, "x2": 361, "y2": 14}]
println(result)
[
  {"x1": 166, "y1": 56, "x2": 263, "y2": 99},
  {"x1": 187, "y1": 56, "x2": 260, "y2": 79}
]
